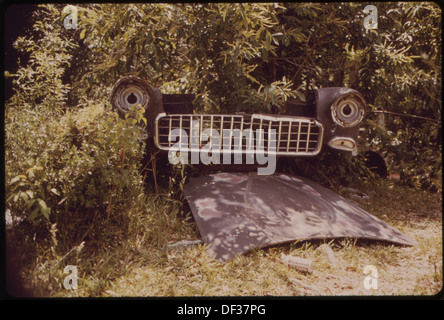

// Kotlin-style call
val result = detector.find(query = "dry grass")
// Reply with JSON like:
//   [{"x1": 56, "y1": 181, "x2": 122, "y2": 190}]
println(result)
[
  {"x1": 103, "y1": 222, "x2": 442, "y2": 297},
  {"x1": 9, "y1": 178, "x2": 442, "y2": 298}
]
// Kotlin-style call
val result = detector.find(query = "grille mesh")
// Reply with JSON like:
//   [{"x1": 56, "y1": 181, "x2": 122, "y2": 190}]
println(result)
[{"x1": 155, "y1": 113, "x2": 323, "y2": 156}]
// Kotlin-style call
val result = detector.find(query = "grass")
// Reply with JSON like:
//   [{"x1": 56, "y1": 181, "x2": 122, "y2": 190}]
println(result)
[{"x1": 6, "y1": 176, "x2": 442, "y2": 298}]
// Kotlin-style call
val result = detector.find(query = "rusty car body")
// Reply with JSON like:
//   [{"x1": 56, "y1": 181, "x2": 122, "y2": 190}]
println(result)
[
  {"x1": 110, "y1": 76, "x2": 415, "y2": 261},
  {"x1": 111, "y1": 76, "x2": 366, "y2": 159}
]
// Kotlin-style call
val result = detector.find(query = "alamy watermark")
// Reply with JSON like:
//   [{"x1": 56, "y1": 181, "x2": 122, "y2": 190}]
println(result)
[
  {"x1": 63, "y1": 5, "x2": 78, "y2": 29},
  {"x1": 63, "y1": 265, "x2": 78, "y2": 290},
  {"x1": 363, "y1": 5, "x2": 378, "y2": 30},
  {"x1": 167, "y1": 123, "x2": 277, "y2": 175},
  {"x1": 363, "y1": 265, "x2": 378, "y2": 290}
]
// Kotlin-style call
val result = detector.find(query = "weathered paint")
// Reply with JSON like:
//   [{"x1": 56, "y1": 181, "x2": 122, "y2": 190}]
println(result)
[{"x1": 184, "y1": 172, "x2": 416, "y2": 261}]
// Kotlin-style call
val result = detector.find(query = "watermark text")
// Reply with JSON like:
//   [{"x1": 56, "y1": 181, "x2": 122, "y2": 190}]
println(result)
[{"x1": 167, "y1": 122, "x2": 277, "y2": 175}]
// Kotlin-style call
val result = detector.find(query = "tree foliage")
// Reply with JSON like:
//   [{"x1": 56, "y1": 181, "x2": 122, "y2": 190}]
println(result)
[
  {"x1": 70, "y1": 3, "x2": 441, "y2": 121},
  {"x1": 84, "y1": 3, "x2": 440, "y2": 189}
]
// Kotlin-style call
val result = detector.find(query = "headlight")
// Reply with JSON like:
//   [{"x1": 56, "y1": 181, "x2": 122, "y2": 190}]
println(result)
[
  {"x1": 110, "y1": 76, "x2": 152, "y2": 116},
  {"x1": 331, "y1": 94, "x2": 365, "y2": 127}
]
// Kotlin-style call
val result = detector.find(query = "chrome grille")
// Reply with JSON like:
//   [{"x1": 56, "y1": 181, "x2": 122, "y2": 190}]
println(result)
[{"x1": 155, "y1": 113, "x2": 323, "y2": 156}]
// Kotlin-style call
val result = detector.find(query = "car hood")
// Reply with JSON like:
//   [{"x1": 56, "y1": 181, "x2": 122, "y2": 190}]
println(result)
[{"x1": 183, "y1": 172, "x2": 416, "y2": 261}]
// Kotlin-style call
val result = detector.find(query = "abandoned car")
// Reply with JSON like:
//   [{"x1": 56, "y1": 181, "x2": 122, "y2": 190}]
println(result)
[
  {"x1": 110, "y1": 76, "x2": 366, "y2": 165},
  {"x1": 110, "y1": 76, "x2": 415, "y2": 261}
]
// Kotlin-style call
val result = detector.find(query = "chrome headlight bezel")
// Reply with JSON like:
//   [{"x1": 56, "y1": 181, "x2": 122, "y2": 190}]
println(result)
[
  {"x1": 110, "y1": 76, "x2": 152, "y2": 116},
  {"x1": 331, "y1": 94, "x2": 365, "y2": 128}
]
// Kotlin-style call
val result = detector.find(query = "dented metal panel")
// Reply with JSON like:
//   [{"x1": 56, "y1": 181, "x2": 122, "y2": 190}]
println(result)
[{"x1": 183, "y1": 172, "x2": 416, "y2": 261}]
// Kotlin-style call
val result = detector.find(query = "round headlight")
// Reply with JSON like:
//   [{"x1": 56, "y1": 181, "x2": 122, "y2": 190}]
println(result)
[
  {"x1": 110, "y1": 76, "x2": 153, "y2": 117},
  {"x1": 331, "y1": 95, "x2": 365, "y2": 127}
]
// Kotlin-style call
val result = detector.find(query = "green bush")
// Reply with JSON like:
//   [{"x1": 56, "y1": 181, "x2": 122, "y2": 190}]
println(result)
[
  {"x1": 5, "y1": 102, "x2": 146, "y2": 242},
  {"x1": 5, "y1": 4, "x2": 148, "y2": 250}
]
